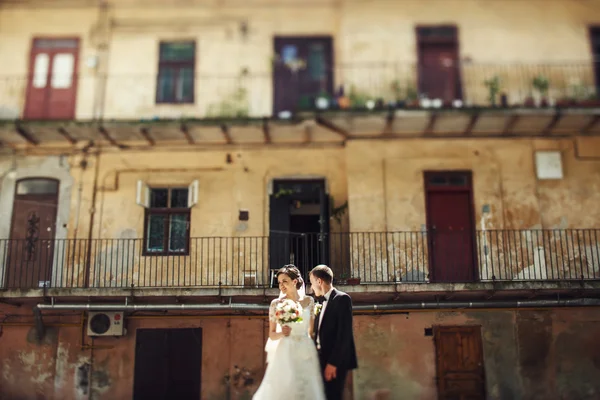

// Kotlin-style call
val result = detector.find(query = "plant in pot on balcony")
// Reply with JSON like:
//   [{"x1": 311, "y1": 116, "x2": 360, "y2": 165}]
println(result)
[
  {"x1": 390, "y1": 79, "x2": 405, "y2": 108},
  {"x1": 315, "y1": 90, "x2": 332, "y2": 111},
  {"x1": 346, "y1": 276, "x2": 361, "y2": 285},
  {"x1": 335, "y1": 271, "x2": 349, "y2": 285},
  {"x1": 532, "y1": 75, "x2": 550, "y2": 107},
  {"x1": 580, "y1": 93, "x2": 600, "y2": 108},
  {"x1": 405, "y1": 85, "x2": 419, "y2": 108},
  {"x1": 348, "y1": 85, "x2": 370, "y2": 110},
  {"x1": 483, "y1": 75, "x2": 501, "y2": 107}
]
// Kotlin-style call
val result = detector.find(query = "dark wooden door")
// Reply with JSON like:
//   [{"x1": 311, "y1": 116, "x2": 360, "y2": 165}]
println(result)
[
  {"x1": 434, "y1": 326, "x2": 486, "y2": 400},
  {"x1": 273, "y1": 37, "x2": 333, "y2": 115},
  {"x1": 590, "y1": 27, "x2": 600, "y2": 94},
  {"x1": 425, "y1": 172, "x2": 477, "y2": 283},
  {"x1": 417, "y1": 26, "x2": 461, "y2": 103},
  {"x1": 133, "y1": 328, "x2": 202, "y2": 400},
  {"x1": 6, "y1": 178, "x2": 59, "y2": 289},
  {"x1": 24, "y1": 38, "x2": 79, "y2": 120}
]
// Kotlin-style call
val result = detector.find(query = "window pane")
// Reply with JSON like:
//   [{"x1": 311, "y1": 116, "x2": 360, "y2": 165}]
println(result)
[
  {"x1": 147, "y1": 214, "x2": 166, "y2": 252},
  {"x1": 33, "y1": 53, "x2": 49, "y2": 88},
  {"x1": 428, "y1": 176, "x2": 448, "y2": 186},
  {"x1": 33, "y1": 39, "x2": 78, "y2": 49},
  {"x1": 177, "y1": 67, "x2": 194, "y2": 102},
  {"x1": 281, "y1": 44, "x2": 298, "y2": 65},
  {"x1": 160, "y1": 42, "x2": 195, "y2": 62},
  {"x1": 171, "y1": 188, "x2": 189, "y2": 208},
  {"x1": 448, "y1": 176, "x2": 468, "y2": 186},
  {"x1": 150, "y1": 188, "x2": 169, "y2": 208},
  {"x1": 307, "y1": 43, "x2": 326, "y2": 81},
  {"x1": 17, "y1": 179, "x2": 58, "y2": 195},
  {"x1": 157, "y1": 68, "x2": 175, "y2": 102},
  {"x1": 51, "y1": 53, "x2": 74, "y2": 89},
  {"x1": 169, "y1": 214, "x2": 188, "y2": 252}
]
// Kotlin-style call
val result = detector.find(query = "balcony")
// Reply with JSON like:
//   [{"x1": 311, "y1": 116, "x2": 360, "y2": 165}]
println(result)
[
  {"x1": 1, "y1": 230, "x2": 599, "y2": 299},
  {"x1": 0, "y1": 62, "x2": 599, "y2": 148}
]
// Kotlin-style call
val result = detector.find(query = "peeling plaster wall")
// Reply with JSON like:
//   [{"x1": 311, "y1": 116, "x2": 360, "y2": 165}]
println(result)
[
  {"x1": 1, "y1": 308, "x2": 599, "y2": 399},
  {"x1": 346, "y1": 137, "x2": 600, "y2": 280},
  {"x1": 352, "y1": 309, "x2": 600, "y2": 400},
  {"x1": 346, "y1": 137, "x2": 600, "y2": 232}
]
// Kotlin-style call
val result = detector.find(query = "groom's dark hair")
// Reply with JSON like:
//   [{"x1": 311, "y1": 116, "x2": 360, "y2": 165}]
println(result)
[{"x1": 310, "y1": 264, "x2": 333, "y2": 284}]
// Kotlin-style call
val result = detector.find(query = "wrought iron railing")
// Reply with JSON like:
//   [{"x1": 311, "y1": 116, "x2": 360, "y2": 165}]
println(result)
[
  {"x1": 0, "y1": 62, "x2": 599, "y2": 121},
  {"x1": 0, "y1": 229, "x2": 599, "y2": 290}
]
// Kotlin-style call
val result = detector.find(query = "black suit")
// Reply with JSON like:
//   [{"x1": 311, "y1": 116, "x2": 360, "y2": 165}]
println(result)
[{"x1": 313, "y1": 288, "x2": 358, "y2": 400}]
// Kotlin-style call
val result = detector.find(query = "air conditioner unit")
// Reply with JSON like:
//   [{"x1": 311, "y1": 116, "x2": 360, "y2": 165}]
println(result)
[{"x1": 87, "y1": 311, "x2": 125, "y2": 337}]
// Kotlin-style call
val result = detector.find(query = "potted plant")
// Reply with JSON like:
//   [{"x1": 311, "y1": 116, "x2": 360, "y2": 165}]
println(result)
[
  {"x1": 483, "y1": 75, "x2": 501, "y2": 107},
  {"x1": 315, "y1": 90, "x2": 331, "y2": 110},
  {"x1": 348, "y1": 85, "x2": 369, "y2": 109},
  {"x1": 580, "y1": 94, "x2": 600, "y2": 108},
  {"x1": 405, "y1": 85, "x2": 419, "y2": 108},
  {"x1": 532, "y1": 75, "x2": 550, "y2": 107},
  {"x1": 346, "y1": 277, "x2": 361, "y2": 285},
  {"x1": 523, "y1": 91, "x2": 535, "y2": 107},
  {"x1": 336, "y1": 85, "x2": 350, "y2": 109},
  {"x1": 555, "y1": 96, "x2": 575, "y2": 108},
  {"x1": 390, "y1": 79, "x2": 404, "y2": 108},
  {"x1": 335, "y1": 271, "x2": 349, "y2": 285}
]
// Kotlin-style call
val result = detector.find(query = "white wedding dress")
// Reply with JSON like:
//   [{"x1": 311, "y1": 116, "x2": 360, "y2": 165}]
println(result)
[{"x1": 253, "y1": 296, "x2": 326, "y2": 400}]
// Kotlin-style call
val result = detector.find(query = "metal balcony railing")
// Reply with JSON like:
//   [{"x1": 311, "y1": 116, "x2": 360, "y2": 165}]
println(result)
[
  {"x1": 0, "y1": 229, "x2": 599, "y2": 290},
  {"x1": 1, "y1": 62, "x2": 599, "y2": 121}
]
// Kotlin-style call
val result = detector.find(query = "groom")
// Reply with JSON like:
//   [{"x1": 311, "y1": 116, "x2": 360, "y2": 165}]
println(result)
[{"x1": 310, "y1": 265, "x2": 358, "y2": 400}]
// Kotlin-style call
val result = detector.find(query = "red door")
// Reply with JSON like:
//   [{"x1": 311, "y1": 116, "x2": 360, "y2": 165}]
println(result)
[
  {"x1": 24, "y1": 38, "x2": 79, "y2": 120},
  {"x1": 5, "y1": 178, "x2": 59, "y2": 289},
  {"x1": 417, "y1": 26, "x2": 462, "y2": 104},
  {"x1": 434, "y1": 325, "x2": 486, "y2": 399},
  {"x1": 425, "y1": 171, "x2": 477, "y2": 283}
]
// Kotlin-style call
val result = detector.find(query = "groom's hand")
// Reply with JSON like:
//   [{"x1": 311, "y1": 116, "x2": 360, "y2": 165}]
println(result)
[{"x1": 324, "y1": 364, "x2": 337, "y2": 381}]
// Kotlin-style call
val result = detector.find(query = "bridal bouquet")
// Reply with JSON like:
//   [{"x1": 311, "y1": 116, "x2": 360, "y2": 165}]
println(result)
[{"x1": 274, "y1": 299, "x2": 303, "y2": 325}]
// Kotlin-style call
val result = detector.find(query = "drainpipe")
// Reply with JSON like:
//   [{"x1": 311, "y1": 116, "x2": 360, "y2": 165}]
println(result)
[
  {"x1": 36, "y1": 302, "x2": 270, "y2": 311},
  {"x1": 84, "y1": 150, "x2": 101, "y2": 288},
  {"x1": 35, "y1": 298, "x2": 600, "y2": 312},
  {"x1": 352, "y1": 298, "x2": 600, "y2": 311}
]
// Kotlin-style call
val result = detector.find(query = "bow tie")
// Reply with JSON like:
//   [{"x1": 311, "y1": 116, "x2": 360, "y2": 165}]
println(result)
[{"x1": 315, "y1": 296, "x2": 326, "y2": 304}]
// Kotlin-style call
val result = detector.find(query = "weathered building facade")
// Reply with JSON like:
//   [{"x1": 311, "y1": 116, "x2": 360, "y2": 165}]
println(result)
[{"x1": 1, "y1": 0, "x2": 600, "y2": 399}]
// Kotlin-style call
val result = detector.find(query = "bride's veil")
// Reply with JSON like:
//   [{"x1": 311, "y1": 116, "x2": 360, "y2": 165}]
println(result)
[{"x1": 265, "y1": 281, "x2": 306, "y2": 364}]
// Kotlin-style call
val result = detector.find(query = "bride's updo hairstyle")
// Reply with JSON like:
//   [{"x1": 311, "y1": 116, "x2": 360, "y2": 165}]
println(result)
[{"x1": 276, "y1": 264, "x2": 304, "y2": 289}]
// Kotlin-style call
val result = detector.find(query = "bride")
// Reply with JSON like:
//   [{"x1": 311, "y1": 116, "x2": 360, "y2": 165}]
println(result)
[{"x1": 253, "y1": 265, "x2": 326, "y2": 400}]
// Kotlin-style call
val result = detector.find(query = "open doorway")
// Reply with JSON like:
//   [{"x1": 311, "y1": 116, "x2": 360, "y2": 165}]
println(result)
[{"x1": 269, "y1": 179, "x2": 329, "y2": 282}]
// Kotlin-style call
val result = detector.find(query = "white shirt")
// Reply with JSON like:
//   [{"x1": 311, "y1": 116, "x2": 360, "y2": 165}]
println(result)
[{"x1": 316, "y1": 287, "x2": 334, "y2": 347}]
